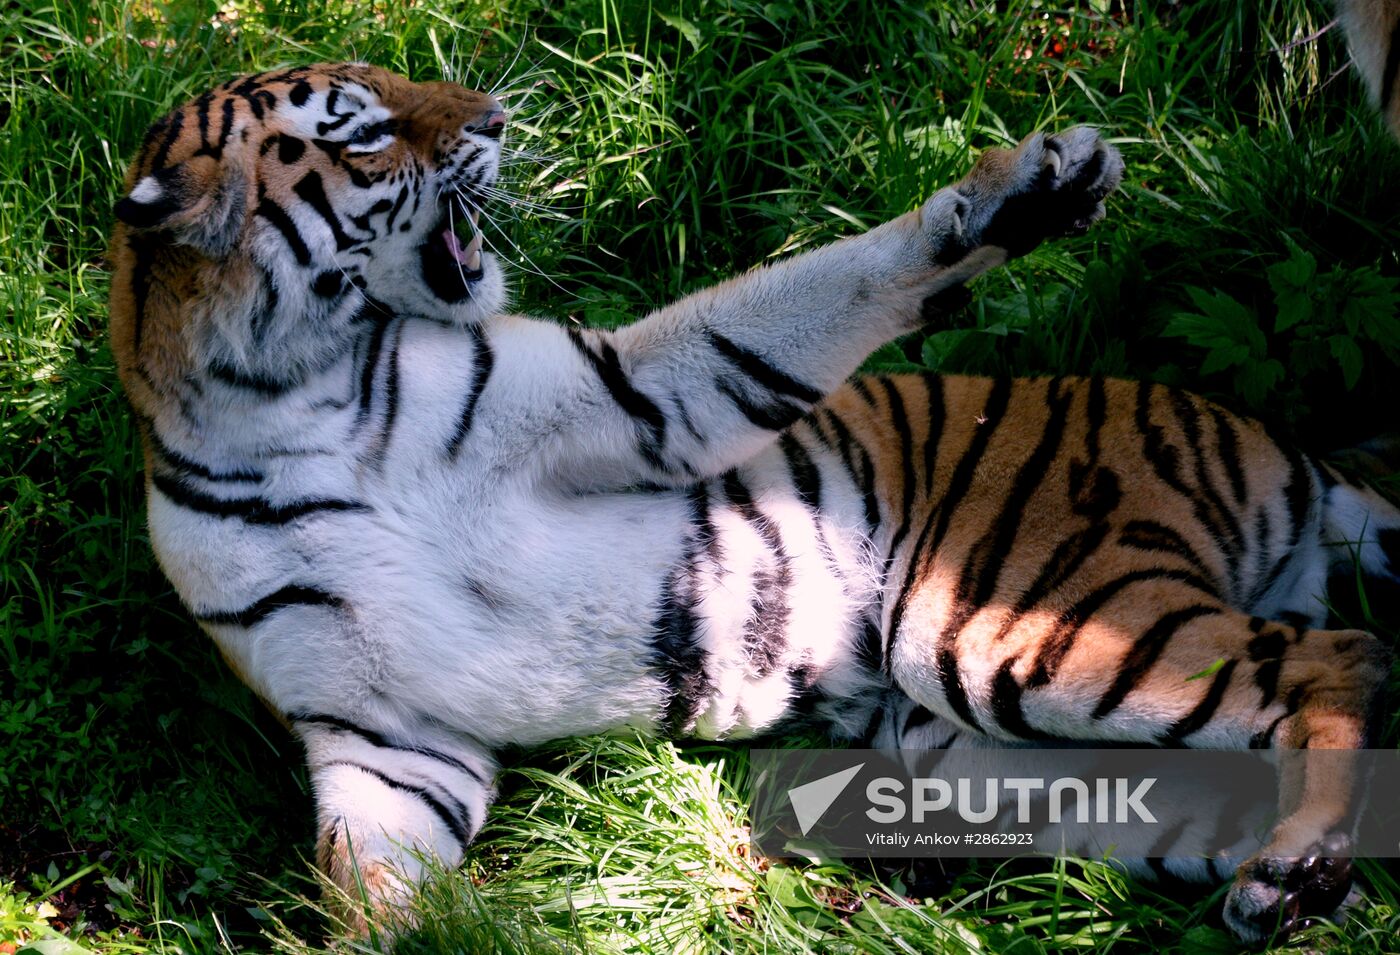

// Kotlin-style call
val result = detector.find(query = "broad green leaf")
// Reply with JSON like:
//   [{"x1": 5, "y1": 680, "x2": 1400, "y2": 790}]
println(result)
[
  {"x1": 1236, "y1": 357, "x2": 1284, "y2": 406},
  {"x1": 1200, "y1": 343, "x2": 1251, "y2": 374},
  {"x1": 1273, "y1": 288, "x2": 1312, "y2": 333},
  {"x1": 1342, "y1": 267, "x2": 1400, "y2": 346},
  {"x1": 1265, "y1": 240, "x2": 1315, "y2": 292},
  {"x1": 1329, "y1": 334, "x2": 1365, "y2": 389}
]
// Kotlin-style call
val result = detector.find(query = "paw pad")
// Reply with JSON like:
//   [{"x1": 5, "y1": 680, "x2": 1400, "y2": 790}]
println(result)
[{"x1": 1223, "y1": 832, "x2": 1354, "y2": 945}]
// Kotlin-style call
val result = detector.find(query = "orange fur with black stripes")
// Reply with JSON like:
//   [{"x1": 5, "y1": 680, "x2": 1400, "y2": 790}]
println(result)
[{"x1": 108, "y1": 64, "x2": 1394, "y2": 944}]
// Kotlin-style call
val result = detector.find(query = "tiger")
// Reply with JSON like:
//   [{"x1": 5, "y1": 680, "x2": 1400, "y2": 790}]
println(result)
[
  {"x1": 1339, "y1": 0, "x2": 1400, "y2": 139},
  {"x1": 107, "y1": 62, "x2": 1399, "y2": 946}
]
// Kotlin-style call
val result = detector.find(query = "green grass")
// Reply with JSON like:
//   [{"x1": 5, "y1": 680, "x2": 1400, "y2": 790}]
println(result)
[{"x1": 3, "y1": 0, "x2": 1400, "y2": 951}]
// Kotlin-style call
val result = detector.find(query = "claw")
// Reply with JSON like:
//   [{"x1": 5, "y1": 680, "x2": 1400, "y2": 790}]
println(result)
[{"x1": 1042, "y1": 140, "x2": 1062, "y2": 180}]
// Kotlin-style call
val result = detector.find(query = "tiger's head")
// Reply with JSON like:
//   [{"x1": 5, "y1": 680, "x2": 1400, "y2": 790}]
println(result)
[{"x1": 110, "y1": 63, "x2": 505, "y2": 401}]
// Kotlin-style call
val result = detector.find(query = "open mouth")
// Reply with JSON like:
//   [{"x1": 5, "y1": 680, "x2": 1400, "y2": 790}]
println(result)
[{"x1": 420, "y1": 196, "x2": 485, "y2": 303}]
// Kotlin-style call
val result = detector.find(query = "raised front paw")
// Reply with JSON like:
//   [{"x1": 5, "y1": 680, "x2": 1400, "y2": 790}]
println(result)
[
  {"x1": 1222, "y1": 832, "x2": 1355, "y2": 946},
  {"x1": 939, "y1": 126, "x2": 1124, "y2": 260}
]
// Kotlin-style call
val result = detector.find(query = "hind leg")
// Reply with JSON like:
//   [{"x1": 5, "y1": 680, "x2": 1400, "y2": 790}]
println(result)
[
  {"x1": 293, "y1": 715, "x2": 496, "y2": 932},
  {"x1": 887, "y1": 577, "x2": 1391, "y2": 944}
]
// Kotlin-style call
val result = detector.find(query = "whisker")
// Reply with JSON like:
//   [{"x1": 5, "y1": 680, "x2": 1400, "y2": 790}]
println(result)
[
  {"x1": 488, "y1": 26, "x2": 533, "y2": 98},
  {"x1": 464, "y1": 191, "x2": 572, "y2": 292}
]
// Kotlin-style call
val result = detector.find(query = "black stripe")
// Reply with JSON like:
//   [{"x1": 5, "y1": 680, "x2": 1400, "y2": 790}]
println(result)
[
  {"x1": 249, "y1": 266, "x2": 280, "y2": 345},
  {"x1": 690, "y1": 482, "x2": 723, "y2": 564},
  {"x1": 902, "y1": 704, "x2": 936, "y2": 737},
  {"x1": 384, "y1": 183, "x2": 410, "y2": 232},
  {"x1": 886, "y1": 379, "x2": 1012, "y2": 672},
  {"x1": 715, "y1": 377, "x2": 806, "y2": 432},
  {"x1": 197, "y1": 584, "x2": 345, "y2": 627},
  {"x1": 193, "y1": 96, "x2": 237, "y2": 160},
  {"x1": 1069, "y1": 378, "x2": 1122, "y2": 520},
  {"x1": 289, "y1": 80, "x2": 313, "y2": 107},
  {"x1": 152, "y1": 472, "x2": 367, "y2": 523},
  {"x1": 312, "y1": 270, "x2": 344, "y2": 298},
  {"x1": 365, "y1": 321, "x2": 404, "y2": 469},
  {"x1": 1163, "y1": 658, "x2": 1238, "y2": 744},
  {"x1": 216, "y1": 96, "x2": 236, "y2": 156},
  {"x1": 1243, "y1": 507, "x2": 1273, "y2": 607},
  {"x1": 651, "y1": 550, "x2": 711, "y2": 736},
  {"x1": 194, "y1": 92, "x2": 213, "y2": 156},
  {"x1": 356, "y1": 318, "x2": 392, "y2": 427},
  {"x1": 1279, "y1": 441, "x2": 1314, "y2": 549},
  {"x1": 1118, "y1": 520, "x2": 1215, "y2": 583},
  {"x1": 127, "y1": 235, "x2": 157, "y2": 353},
  {"x1": 317, "y1": 113, "x2": 354, "y2": 136},
  {"x1": 1169, "y1": 390, "x2": 1244, "y2": 586},
  {"x1": 967, "y1": 380, "x2": 1069, "y2": 611},
  {"x1": 146, "y1": 426, "x2": 263, "y2": 482},
  {"x1": 1091, "y1": 605, "x2": 1222, "y2": 719},
  {"x1": 1248, "y1": 625, "x2": 1287, "y2": 706},
  {"x1": 672, "y1": 392, "x2": 707, "y2": 445},
  {"x1": 1085, "y1": 376, "x2": 1106, "y2": 461},
  {"x1": 206, "y1": 358, "x2": 300, "y2": 395},
  {"x1": 568, "y1": 329, "x2": 668, "y2": 470},
  {"x1": 989, "y1": 659, "x2": 1055, "y2": 741},
  {"x1": 150, "y1": 107, "x2": 185, "y2": 171},
  {"x1": 854, "y1": 617, "x2": 883, "y2": 673},
  {"x1": 1250, "y1": 685, "x2": 1305, "y2": 749},
  {"x1": 1250, "y1": 443, "x2": 1316, "y2": 607},
  {"x1": 1136, "y1": 380, "x2": 1190, "y2": 494},
  {"x1": 879, "y1": 378, "x2": 916, "y2": 568},
  {"x1": 990, "y1": 524, "x2": 1112, "y2": 643},
  {"x1": 323, "y1": 761, "x2": 468, "y2": 846},
  {"x1": 446, "y1": 324, "x2": 495, "y2": 459},
  {"x1": 245, "y1": 88, "x2": 272, "y2": 121},
  {"x1": 849, "y1": 377, "x2": 878, "y2": 409},
  {"x1": 937, "y1": 381, "x2": 1070, "y2": 729},
  {"x1": 723, "y1": 471, "x2": 792, "y2": 677},
  {"x1": 822, "y1": 409, "x2": 880, "y2": 531},
  {"x1": 939, "y1": 646, "x2": 985, "y2": 734},
  {"x1": 293, "y1": 170, "x2": 358, "y2": 251},
  {"x1": 1210, "y1": 409, "x2": 1247, "y2": 504},
  {"x1": 290, "y1": 713, "x2": 488, "y2": 785},
  {"x1": 1137, "y1": 384, "x2": 1241, "y2": 593},
  {"x1": 707, "y1": 332, "x2": 823, "y2": 404},
  {"x1": 779, "y1": 433, "x2": 822, "y2": 509},
  {"x1": 274, "y1": 135, "x2": 305, "y2": 165},
  {"x1": 1027, "y1": 567, "x2": 1219, "y2": 687},
  {"x1": 255, "y1": 193, "x2": 312, "y2": 266},
  {"x1": 921, "y1": 374, "x2": 945, "y2": 499}
]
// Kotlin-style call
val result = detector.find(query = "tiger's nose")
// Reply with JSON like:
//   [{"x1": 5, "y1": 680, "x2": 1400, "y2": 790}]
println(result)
[{"x1": 473, "y1": 110, "x2": 506, "y2": 140}]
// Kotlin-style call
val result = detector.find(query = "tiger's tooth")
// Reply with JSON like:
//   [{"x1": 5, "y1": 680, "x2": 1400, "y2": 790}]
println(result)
[{"x1": 466, "y1": 231, "x2": 482, "y2": 271}]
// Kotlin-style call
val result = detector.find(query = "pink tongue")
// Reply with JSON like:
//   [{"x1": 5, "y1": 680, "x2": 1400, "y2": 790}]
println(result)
[{"x1": 442, "y1": 228, "x2": 472, "y2": 265}]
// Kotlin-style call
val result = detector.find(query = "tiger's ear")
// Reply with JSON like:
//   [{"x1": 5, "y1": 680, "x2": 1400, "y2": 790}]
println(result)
[{"x1": 114, "y1": 155, "x2": 248, "y2": 258}]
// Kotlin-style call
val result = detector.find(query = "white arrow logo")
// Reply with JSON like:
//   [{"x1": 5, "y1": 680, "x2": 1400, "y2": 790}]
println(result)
[{"x1": 787, "y1": 763, "x2": 865, "y2": 836}]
